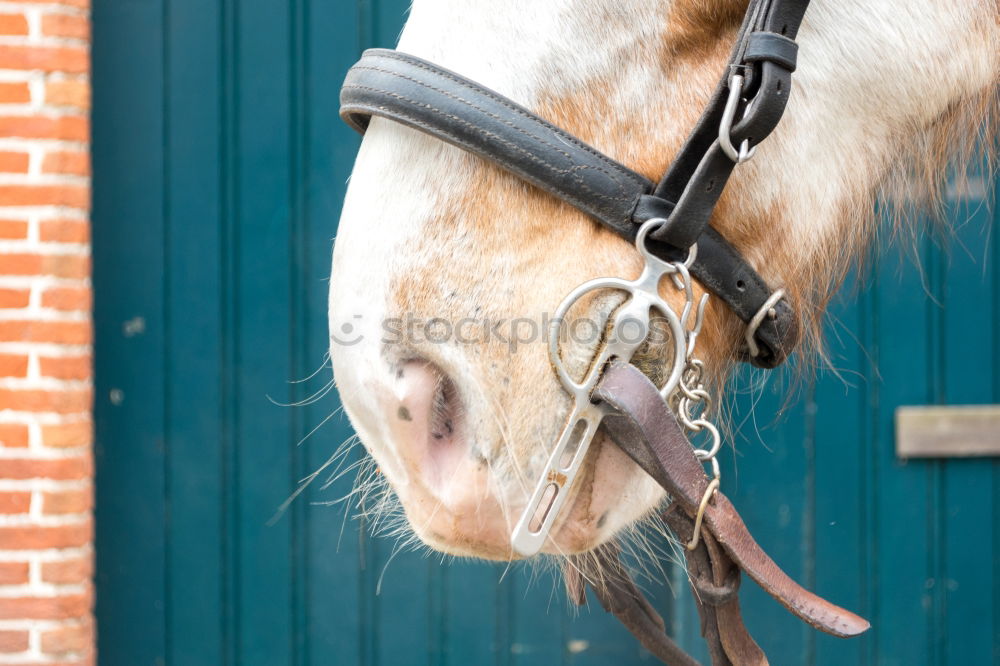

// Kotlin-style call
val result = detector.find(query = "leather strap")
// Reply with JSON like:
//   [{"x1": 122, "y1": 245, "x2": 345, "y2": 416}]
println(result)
[
  {"x1": 341, "y1": 49, "x2": 651, "y2": 237},
  {"x1": 645, "y1": 0, "x2": 810, "y2": 370},
  {"x1": 593, "y1": 360, "x2": 870, "y2": 639},
  {"x1": 665, "y1": 506, "x2": 767, "y2": 666},
  {"x1": 340, "y1": 48, "x2": 798, "y2": 367},
  {"x1": 564, "y1": 547, "x2": 702, "y2": 666},
  {"x1": 565, "y1": 513, "x2": 762, "y2": 666},
  {"x1": 651, "y1": 0, "x2": 810, "y2": 245}
]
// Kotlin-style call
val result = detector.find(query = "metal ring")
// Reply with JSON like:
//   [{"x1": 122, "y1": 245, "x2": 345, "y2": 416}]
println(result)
[
  {"x1": 547, "y1": 277, "x2": 635, "y2": 392},
  {"x1": 686, "y1": 478, "x2": 720, "y2": 551},
  {"x1": 692, "y1": 421, "x2": 722, "y2": 459},
  {"x1": 670, "y1": 243, "x2": 699, "y2": 291},
  {"x1": 744, "y1": 288, "x2": 786, "y2": 358},
  {"x1": 635, "y1": 218, "x2": 682, "y2": 277}
]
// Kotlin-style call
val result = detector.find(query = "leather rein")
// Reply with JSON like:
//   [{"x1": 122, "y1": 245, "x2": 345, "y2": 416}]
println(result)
[{"x1": 338, "y1": 0, "x2": 871, "y2": 663}]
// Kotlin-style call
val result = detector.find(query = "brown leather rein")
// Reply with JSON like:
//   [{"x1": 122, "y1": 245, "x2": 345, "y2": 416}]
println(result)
[{"x1": 575, "y1": 361, "x2": 869, "y2": 664}]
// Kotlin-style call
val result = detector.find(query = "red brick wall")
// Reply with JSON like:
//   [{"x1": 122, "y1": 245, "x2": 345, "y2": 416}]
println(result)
[{"x1": 0, "y1": 1, "x2": 92, "y2": 663}]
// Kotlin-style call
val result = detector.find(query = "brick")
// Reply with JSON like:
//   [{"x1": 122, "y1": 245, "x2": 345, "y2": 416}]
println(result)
[
  {"x1": 41, "y1": 620, "x2": 92, "y2": 654},
  {"x1": 0, "y1": 423, "x2": 29, "y2": 448},
  {"x1": 43, "y1": 488, "x2": 91, "y2": 514},
  {"x1": 0, "y1": 150, "x2": 28, "y2": 173},
  {"x1": 0, "y1": 351, "x2": 30, "y2": 374},
  {"x1": 42, "y1": 150, "x2": 89, "y2": 176},
  {"x1": 0, "y1": 184, "x2": 89, "y2": 208},
  {"x1": 0, "y1": 630, "x2": 28, "y2": 653},
  {"x1": 41, "y1": 556, "x2": 91, "y2": 584},
  {"x1": 44, "y1": 80, "x2": 88, "y2": 109},
  {"x1": 39, "y1": 355, "x2": 90, "y2": 380},
  {"x1": 41, "y1": 421, "x2": 90, "y2": 448},
  {"x1": 0, "y1": 561, "x2": 29, "y2": 585},
  {"x1": 0, "y1": 353, "x2": 29, "y2": 377},
  {"x1": 0, "y1": 321, "x2": 91, "y2": 345},
  {"x1": 0, "y1": 520, "x2": 92, "y2": 549},
  {"x1": 0, "y1": 319, "x2": 91, "y2": 345},
  {"x1": 0, "y1": 289, "x2": 31, "y2": 310},
  {"x1": 0, "y1": 82, "x2": 30, "y2": 104},
  {"x1": 0, "y1": 388, "x2": 92, "y2": 414},
  {"x1": 42, "y1": 14, "x2": 89, "y2": 41},
  {"x1": 0, "y1": 46, "x2": 88, "y2": 74},
  {"x1": 0, "y1": 491, "x2": 30, "y2": 514},
  {"x1": 42, "y1": 287, "x2": 91, "y2": 311},
  {"x1": 0, "y1": 288, "x2": 30, "y2": 307},
  {"x1": 0, "y1": 455, "x2": 91, "y2": 479},
  {"x1": 0, "y1": 219, "x2": 28, "y2": 239},
  {"x1": 0, "y1": 592, "x2": 90, "y2": 620},
  {"x1": 0, "y1": 115, "x2": 88, "y2": 141},
  {"x1": 0, "y1": 14, "x2": 29, "y2": 36},
  {"x1": 0, "y1": 254, "x2": 90, "y2": 279},
  {"x1": 39, "y1": 219, "x2": 88, "y2": 243}
]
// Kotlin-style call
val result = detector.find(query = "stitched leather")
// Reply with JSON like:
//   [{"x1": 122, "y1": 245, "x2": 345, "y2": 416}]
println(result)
[
  {"x1": 340, "y1": 49, "x2": 799, "y2": 367},
  {"x1": 341, "y1": 49, "x2": 651, "y2": 237}
]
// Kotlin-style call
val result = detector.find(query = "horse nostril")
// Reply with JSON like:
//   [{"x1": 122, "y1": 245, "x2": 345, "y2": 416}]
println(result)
[
  {"x1": 429, "y1": 373, "x2": 458, "y2": 440},
  {"x1": 391, "y1": 359, "x2": 465, "y2": 488}
]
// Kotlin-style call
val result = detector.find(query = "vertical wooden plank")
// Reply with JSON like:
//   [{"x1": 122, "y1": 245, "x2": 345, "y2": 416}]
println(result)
[
  {"x1": 369, "y1": 547, "x2": 434, "y2": 666},
  {"x1": 871, "y1": 232, "x2": 935, "y2": 666},
  {"x1": 940, "y1": 173, "x2": 996, "y2": 665},
  {"x1": 91, "y1": 1, "x2": 168, "y2": 663},
  {"x1": 813, "y1": 277, "x2": 874, "y2": 666},
  {"x1": 510, "y1": 567, "x2": 566, "y2": 664},
  {"x1": 926, "y1": 229, "x2": 947, "y2": 666},
  {"x1": 722, "y1": 368, "x2": 811, "y2": 664},
  {"x1": 289, "y1": 0, "x2": 308, "y2": 663},
  {"x1": 567, "y1": 581, "x2": 667, "y2": 663},
  {"x1": 300, "y1": 0, "x2": 365, "y2": 663},
  {"x1": 443, "y1": 562, "x2": 507, "y2": 664},
  {"x1": 219, "y1": 1, "x2": 241, "y2": 660},
  {"x1": 163, "y1": 0, "x2": 226, "y2": 663},
  {"x1": 233, "y1": 0, "x2": 295, "y2": 663},
  {"x1": 993, "y1": 173, "x2": 1000, "y2": 666}
]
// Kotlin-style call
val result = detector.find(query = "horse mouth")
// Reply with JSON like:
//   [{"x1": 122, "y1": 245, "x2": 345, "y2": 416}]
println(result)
[{"x1": 391, "y1": 423, "x2": 664, "y2": 561}]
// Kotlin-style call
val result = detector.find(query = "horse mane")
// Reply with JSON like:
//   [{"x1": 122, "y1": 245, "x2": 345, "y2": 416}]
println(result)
[{"x1": 789, "y1": 82, "x2": 999, "y2": 378}]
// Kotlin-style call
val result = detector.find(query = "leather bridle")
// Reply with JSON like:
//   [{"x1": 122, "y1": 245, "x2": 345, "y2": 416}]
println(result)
[
  {"x1": 342, "y1": 0, "x2": 805, "y2": 369},
  {"x1": 338, "y1": 0, "x2": 871, "y2": 663}
]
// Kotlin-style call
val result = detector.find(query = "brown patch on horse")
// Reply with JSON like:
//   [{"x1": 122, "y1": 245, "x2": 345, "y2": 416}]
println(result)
[{"x1": 664, "y1": 0, "x2": 748, "y2": 59}]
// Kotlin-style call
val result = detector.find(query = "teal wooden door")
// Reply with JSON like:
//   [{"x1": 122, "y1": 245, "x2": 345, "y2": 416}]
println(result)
[{"x1": 92, "y1": 1, "x2": 999, "y2": 664}]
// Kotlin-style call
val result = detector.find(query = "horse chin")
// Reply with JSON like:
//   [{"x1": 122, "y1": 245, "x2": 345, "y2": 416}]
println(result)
[
  {"x1": 396, "y1": 432, "x2": 665, "y2": 562},
  {"x1": 539, "y1": 433, "x2": 666, "y2": 556}
]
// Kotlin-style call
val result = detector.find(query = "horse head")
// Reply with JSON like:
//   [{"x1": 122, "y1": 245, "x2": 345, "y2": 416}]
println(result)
[{"x1": 329, "y1": 0, "x2": 998, "y2": 560}]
